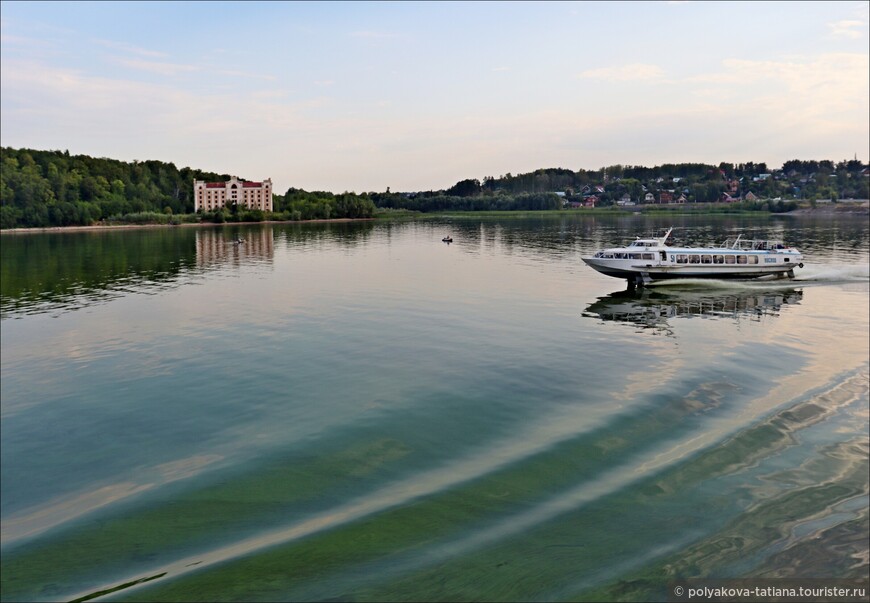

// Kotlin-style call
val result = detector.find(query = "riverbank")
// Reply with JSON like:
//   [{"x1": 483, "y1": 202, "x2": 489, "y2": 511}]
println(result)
[
  {"x1": 3, "y1": 202, "x2": 867, "y2": 234},
  {"x1": 785, "y1": 201, "x2": 869, "y2": 216},
  {"x1": 0, "y1": 218, "x2": 374, "y2": 235}
]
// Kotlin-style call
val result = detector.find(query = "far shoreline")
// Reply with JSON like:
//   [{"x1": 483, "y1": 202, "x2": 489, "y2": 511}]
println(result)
[
  {"x1": 0, "y1": 217, "x2": 376, "y2": 235},
  {"x1": 1, "y1": 202, "x2": 867, "y2": 235}
]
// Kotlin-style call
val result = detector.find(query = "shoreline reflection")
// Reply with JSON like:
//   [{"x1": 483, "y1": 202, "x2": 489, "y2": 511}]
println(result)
[{"x1": 195, "y1": 227, "x2": 274, "y2": 267}]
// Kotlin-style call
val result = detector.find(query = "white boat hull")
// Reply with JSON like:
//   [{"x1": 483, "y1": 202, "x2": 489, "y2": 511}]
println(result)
[{"x1": 581, "y1": 257, "x2": 800, "y2": 281}]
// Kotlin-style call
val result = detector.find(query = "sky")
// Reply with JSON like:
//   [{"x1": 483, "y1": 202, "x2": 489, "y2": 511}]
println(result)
[{"x1": 1, "y1": 1, "x2": 868, "y2": 194}]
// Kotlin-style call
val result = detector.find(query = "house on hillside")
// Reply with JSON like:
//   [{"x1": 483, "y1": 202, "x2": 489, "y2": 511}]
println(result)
[
  {"x1": 644, "y1": 192, "x2": 655, "y2": 203},
  {"x1": 658, "y1": 191, "x2": 673, "y2": 204},
  {"x1": 745, "y1": 191, "x2": 758, "y2": 201}
]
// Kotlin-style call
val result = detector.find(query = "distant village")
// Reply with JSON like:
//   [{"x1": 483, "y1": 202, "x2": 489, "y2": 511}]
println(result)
[
  {"x1": 560, "y1": 174, "x2": 786, "y2": 208},
  {"x1": 443, "y1": 160, "x2": 870, "y2": 209}
]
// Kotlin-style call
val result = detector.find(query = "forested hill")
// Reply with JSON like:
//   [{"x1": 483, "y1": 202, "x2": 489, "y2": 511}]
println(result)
[
  {"x1": 0, "y1": 147, "x2": 378, "y2": 228},
  {"x1": 1, "y1": 148, "x2": 230, "y2": 228}
]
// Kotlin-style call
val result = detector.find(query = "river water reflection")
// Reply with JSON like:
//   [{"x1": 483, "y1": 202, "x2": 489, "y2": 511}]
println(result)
[{"x1": 1, "y1": 215, "x2": 868, "y2": 602}]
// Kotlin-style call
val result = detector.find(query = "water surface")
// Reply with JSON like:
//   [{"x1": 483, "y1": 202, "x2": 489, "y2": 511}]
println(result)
[{"x1": 1, "y1": 215, "x2": 868, "y2": 601}]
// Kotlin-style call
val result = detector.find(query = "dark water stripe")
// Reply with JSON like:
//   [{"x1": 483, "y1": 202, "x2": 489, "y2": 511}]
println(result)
[
  {"x1": 68, "y1": 574, "x2": 166, "y2": 603},
  {"x1": 2, "y1": 354, "x2": 758, "y2": 598},
  {"x1": 66, "y1": 368, "x2": 867, "y2": 602},
  {"x1": 287, "y1": 371, "x2": 870, "y2": 602}
]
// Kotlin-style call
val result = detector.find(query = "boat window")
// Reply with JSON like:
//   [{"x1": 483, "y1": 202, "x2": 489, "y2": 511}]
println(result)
[
  {"x1": 748, "y1": 255, "x2": 758, "y2": 264},
  {"x1": 725, "y1": 255, "x2": 736, "y2": 264},
  {"x1": 701, "y1": 255, "x2": 712, "y2": 264},
  {"x1": 713, "y1": 255, "x2": 724, "y2": 264},
  {"x1": 690, "y1": 255, "x2": 700, "y2": 264},
  {"x1": 676, "y1": 254, "x2": 687, "y2": 264},
  {"x1": 642, "y1": 253, "x2": 653, "y2": 260},
  {"x1": 629, "y1": 253, "x2": 642, "y2": 260},
  {"x1": 737, "y1": 255, "x2": 747, "y2": 264}
]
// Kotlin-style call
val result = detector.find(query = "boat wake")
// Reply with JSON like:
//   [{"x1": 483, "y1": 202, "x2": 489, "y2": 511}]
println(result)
[
  {"x1": 795, "y1": 264, "x2": 870, "y2": 283},
  {"x1": 646, "y1": 264, "x2": 867, "y2": 291}
]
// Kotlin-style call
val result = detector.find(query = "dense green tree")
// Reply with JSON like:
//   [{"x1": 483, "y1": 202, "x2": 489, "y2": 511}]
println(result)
[
  {"x1": 446, "y1": 178, "x2": 482, "y2": 197},
  {"x1": 0, "y1": 148, "x2": 240, "y2": 227}
]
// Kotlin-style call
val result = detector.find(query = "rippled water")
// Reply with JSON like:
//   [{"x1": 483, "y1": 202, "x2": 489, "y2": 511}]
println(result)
[{"x1": 1, "y1": 215, "x2": 868, "y2": 602}]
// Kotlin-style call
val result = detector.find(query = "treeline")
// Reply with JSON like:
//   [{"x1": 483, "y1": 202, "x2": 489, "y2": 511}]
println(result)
[
  {"x1": 1, "y1": 147, "x2": 231, "y2": 228},
  {"x1": 272, "y1": 188, "x2": 376, "y2": 221},
  {"x1": 371, "y1": 192, "x2": 563, "y2": 213},
  {"x1": 481, "y1": 160, "x2": 867, "y2": 195},
  {"x1": 0, "y1": 148, "x2": 376, "y2": 229},
  {"x1": 362, "y1": 159, "x2": 867, "y2": 213},
  {"x1": 191, "y1": 190, "x2": 377, "y2": 224},
  {"x1": 2, "y1": 146, "x2": 867, "y2": 229}
]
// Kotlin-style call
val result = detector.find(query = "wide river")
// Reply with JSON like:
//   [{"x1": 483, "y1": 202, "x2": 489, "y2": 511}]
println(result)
[{"x1": 1, "y1": 214, "x2": 868, "y2": 602}]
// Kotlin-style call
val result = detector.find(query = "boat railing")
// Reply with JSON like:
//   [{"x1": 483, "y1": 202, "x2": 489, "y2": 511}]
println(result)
[{"x1": 723, "y1": 237, "x2": 788, "y2": 251}]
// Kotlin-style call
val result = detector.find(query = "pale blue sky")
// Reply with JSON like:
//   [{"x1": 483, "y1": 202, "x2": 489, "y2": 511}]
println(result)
[{"x1": 2, "y1": 1, "x2": 868, "y2": 193}]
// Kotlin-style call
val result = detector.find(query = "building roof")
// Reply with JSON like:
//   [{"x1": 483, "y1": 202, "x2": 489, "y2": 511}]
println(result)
[{"x1": 203, "y1": 181, "x2": 266, "y2": 188}]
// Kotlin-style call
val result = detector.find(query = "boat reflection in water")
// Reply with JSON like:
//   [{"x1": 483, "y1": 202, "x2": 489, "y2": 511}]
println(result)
[{"x1": 583, "y1": 285, "x2": 804, "y2": 335}]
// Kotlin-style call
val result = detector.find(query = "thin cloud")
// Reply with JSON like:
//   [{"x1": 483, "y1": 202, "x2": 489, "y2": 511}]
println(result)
[
  {"x1": 0, "y1": 59, "x2": 304, "y2": 134},
  {"x1": 691, "y1": 53, "x2": 868, "y2": 88},
  {"x1": 350, "y1": 30, "x2": 400, "y2": 39},
  {"x1": 214, "y1": 69, "x2": 277, "y2": 81},
  {"x1": 579, "y1": 63, "x2": 665, "y2": 82},
  {"x1": 93, "y1": 38, "x2": 168, "y2": 58},
  {"x1": 678, "y1": 53, "x2": 869, "y2": 139},
  {"x1": 0, "y1": 33, "x2": 53, "y2": 48},
  {"x1": 114, "y1": 57, "x2": 198, "y2": 76},
  {"x1": 827, "y1": 19, "x2": 865, "y2": 39}
]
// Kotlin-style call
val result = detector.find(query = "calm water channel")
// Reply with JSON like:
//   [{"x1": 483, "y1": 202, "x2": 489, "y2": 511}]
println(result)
[{"x1": 1, "y1": 215, "x2": 868, "y2": 602}]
